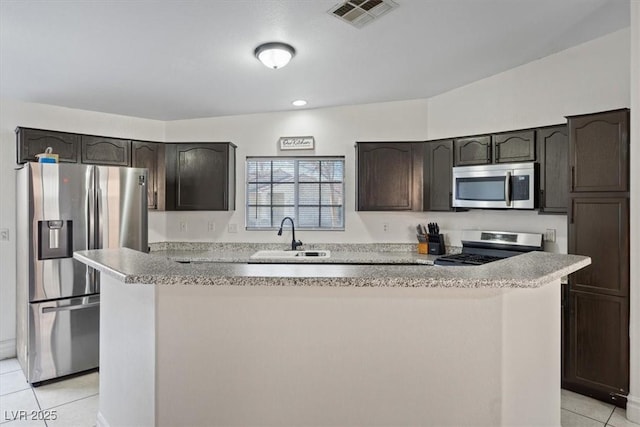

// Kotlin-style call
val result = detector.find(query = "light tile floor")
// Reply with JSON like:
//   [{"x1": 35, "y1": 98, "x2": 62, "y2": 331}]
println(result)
[
  {"x1": 1, "y1": 359, "x2": 98, "y2": 427},
  {"x1": 1, "y1": 357, "x2": 640, "y2": 426},
  {"x1": 561, "y1": 389, "x2": 640, "y2": 427}
]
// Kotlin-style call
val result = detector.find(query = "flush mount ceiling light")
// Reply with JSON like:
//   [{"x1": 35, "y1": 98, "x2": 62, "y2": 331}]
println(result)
[
  {"x1": 292, "y1": 100, "x2": 307, "y2": 107},
  {"x1": 254, "y1": 42, "x2": 296, "y2": 69}
]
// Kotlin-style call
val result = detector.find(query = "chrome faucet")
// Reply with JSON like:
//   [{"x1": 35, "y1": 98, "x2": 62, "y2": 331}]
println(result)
[{"x1": 278, "y1": 216, "x2": 303, "y2": 251}]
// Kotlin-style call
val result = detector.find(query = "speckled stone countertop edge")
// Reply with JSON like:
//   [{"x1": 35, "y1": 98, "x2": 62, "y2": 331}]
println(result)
[
  {"x1": 74, "y1": 249, "x2": 591, "y2": 290},
  {"x1": 74, "y1": 252, "x2": 128, "y2": 282}
]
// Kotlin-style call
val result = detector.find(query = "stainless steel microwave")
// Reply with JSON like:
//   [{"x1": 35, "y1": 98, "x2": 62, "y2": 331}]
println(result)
[{"x1": 452, "y1": 162, "x2": 536, "y2": 209}]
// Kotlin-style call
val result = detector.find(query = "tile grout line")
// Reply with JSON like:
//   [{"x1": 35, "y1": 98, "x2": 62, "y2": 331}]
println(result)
[
  {"x1": 0, "y1": 386, "x2": 31, "y2": 398},
  {"x1": 30, "y1": 385, "x2": 48, "y2": 427},
  {"x1": 563, "y1": 407, "x2": 615, "y2": 425},
  {"x1": 604, "y1": 406, "x2": 615, "y2": 426},
  {"x1": 31, "y1": 386, "x2": 43, "y2": 410},
  {"x1": 38, "y1": 391, "x2": 100, "y2": 411}
]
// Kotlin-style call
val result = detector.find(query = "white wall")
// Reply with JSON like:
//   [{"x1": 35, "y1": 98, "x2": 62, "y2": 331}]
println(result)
[
  {"x1": 427, "y1": 28, "x2": 630, "y2": 138},
  {"x1": 0, "y1": 99, "x2": 164, "y2": 358}
]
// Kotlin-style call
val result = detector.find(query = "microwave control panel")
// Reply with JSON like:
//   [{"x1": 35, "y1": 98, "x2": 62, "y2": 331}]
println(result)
[{"x1": 512, "y1": 175, "x2": 530, "y2": 201}]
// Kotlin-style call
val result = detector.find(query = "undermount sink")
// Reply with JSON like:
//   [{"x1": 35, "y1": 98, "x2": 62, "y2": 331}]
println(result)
[{"x1": 250, "y1": 250, "x2": 331, "y2": 259}]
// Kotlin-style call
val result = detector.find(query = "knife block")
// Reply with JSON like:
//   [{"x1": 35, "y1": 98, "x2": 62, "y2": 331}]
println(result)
[{"x1": 428, "y1": 234, "x2": 446, "y2": 255}]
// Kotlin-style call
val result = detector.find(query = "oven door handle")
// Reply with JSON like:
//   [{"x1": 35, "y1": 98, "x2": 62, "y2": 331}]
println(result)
[{"x1": 505, "y1": 172, "x2": 512, "y2": 207}]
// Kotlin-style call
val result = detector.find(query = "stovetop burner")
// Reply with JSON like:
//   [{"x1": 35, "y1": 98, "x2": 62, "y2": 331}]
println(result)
[
  {"x1": 434, "y1": 230, "x2": 543, "y2": 266},
  {"x1": 435, "y1": 253, "x2": 504, "y2": 266}
]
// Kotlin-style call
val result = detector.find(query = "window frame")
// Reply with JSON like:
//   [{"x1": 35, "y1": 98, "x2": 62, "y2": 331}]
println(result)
[{"x1": 245, "y1": 156, "x2": 346, "y2": 231}]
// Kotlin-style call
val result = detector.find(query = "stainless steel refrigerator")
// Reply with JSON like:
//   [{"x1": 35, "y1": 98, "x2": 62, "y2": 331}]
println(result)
[{"x1": 16, "y1": 162, "x2": 148, "y2": 384}]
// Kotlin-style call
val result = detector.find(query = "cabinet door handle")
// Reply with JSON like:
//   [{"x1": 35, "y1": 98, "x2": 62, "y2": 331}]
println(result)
[
  {"x1": 153, "y1": 191, "x2": 157, "y2": 208},
  {"x1": 495, "y1": 144, "x2": 500, "y2": 161},
  {"x1": 571, "y1": 166, "x2": 575, "y2": 191},
  {"x1": 570, "y1": 203, "x2": 574, "y2": 224},
  {"x1": 486, "y1": 144, "x2": 491, "y2": 163}
]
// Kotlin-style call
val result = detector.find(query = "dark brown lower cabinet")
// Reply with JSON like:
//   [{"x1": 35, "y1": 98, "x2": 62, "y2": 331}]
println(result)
[
  {"x1": 565, "y1": 290, "x2": 629, "y2": 406},
  {"x1": 564, "y1": 196, "x2": 629, "y2": 407}
]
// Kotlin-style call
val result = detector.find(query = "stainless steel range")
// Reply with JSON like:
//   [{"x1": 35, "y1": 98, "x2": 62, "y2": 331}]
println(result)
[{"x1": 434, "y1": 230, "x2": 543, "y2": 266}]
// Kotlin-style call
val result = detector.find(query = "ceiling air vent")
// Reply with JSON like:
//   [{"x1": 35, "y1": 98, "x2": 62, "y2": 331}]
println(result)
[{"x1": 329, "y1": 0, "x2": 398, "y2": 29}]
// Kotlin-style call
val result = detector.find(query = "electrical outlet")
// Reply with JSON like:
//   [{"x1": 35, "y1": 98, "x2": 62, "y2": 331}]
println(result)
[
  {"x1": 228, "y1": 223, "x2": 238, "y2": 233},
  {"x1": 0, "y1": 228, "x2": 8, "y2": 241},
  {"x1": 544, "y1": 228, "x2": 556, "y2": 243},
  {"x1": 383, "y1": 223, "x2": 389, "y2": 233},
  {"x1": 208, "y1": 222, "x2": 216, "y2": 232},
  {"x1": 179, "y1": 221, "x2": 187, "y2": 232}
]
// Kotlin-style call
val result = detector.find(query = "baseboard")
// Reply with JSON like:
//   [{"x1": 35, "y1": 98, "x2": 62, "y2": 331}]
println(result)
[
  {"x1": 627, "y1": 394, "x2": 640, "y2": 424},
  {"x1": 0, "y1": 339, "x2": 16, "y2": 360},
  {"x1": 96, "y1": 412, "x2": 109, "y2": 427}
]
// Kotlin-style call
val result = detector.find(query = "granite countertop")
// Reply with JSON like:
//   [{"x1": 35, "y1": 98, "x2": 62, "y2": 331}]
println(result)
[
  {"x1": 74, "y1": 247, "x2": 590, "y2": 289},
  {"x1": 155, "y1": 249, "x2": 439, "y2": 265}
]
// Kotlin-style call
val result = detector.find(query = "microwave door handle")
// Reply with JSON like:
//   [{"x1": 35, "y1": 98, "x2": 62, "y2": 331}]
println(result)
[{"x1": 505, "y1": 172, "x2": 512, "y2": 207}]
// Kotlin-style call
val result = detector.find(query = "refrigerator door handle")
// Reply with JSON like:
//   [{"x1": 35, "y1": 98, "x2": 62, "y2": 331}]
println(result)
[
  {"x1": 87, "y1": 173, "x2": 95, "y2": 250},
  {"x1": 97, "y1": 188, "x2": 103, "y2": 249},
  {"x1": 42, "y1": 301, "x2": 100, "y2": 314}
]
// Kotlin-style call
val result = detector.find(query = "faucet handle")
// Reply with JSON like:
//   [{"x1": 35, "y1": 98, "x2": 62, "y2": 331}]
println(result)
[{"x1": 292, "y1": 240, "x2": 303, "y2": 251}]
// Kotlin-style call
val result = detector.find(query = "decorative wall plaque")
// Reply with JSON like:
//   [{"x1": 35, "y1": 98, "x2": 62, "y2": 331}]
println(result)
[{"x1": 279, "y1": 136, "x2": 315, "y2": 150}]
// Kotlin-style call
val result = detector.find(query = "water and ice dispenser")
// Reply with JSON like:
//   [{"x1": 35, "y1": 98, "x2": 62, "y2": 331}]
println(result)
[{"x1": 37, "y1": 220, "x2": 73, "y2": 260}]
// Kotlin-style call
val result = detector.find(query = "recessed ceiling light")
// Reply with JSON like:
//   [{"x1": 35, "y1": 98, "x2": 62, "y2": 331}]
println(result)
[
  {"x1": 254, "y1": 42, "x2": 296, "y2": 69},
  {"x1": 292, "y1": 100, "x2": 307, "y2": 107}
]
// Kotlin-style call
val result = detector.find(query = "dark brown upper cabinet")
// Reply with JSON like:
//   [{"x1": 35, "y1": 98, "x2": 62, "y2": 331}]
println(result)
[
  {"x1": 165, "y1": 143, "x2": 236, "y2": 211},
  {"x1": 16, "y1": 127, "x2": 80, "y2": 163},
  {"x1": 356, "y1": 142, "x2": 423, "y2": 211},
  {"x1": 537, "y1": 125, "x2": 568, "y2": 214},
  {"x1": 492, "y1": 130, "x2": 535, "y2": 163},
  {"x1": 568, "y1": 109, "x2": 629, "y2": 193},
  {"x1": 453, "y1": 135, "x2": 491, "y2": 166},
  {"x1": 81, "y1": 135, "x2": 131, "y2": 166},
  {"x1": 132, "y1": 141, "x2": 165, "y2": 210},
  {"x1": 424, "y1": 139, "x2": 454, "y2": 211}
]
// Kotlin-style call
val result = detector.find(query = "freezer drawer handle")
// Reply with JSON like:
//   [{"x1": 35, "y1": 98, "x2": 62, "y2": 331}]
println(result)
[{"x1": 42, "y1": 301, "x2": 100, "y2": 314}]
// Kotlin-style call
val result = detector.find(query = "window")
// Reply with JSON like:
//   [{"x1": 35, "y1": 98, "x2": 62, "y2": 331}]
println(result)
[{"x1": 246, "y1": 157, "x2": 345, "y2": 230}]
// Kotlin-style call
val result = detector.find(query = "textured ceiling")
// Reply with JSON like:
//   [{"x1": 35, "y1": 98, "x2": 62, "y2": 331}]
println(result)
[{"x1": 0, "y1": 0, "x2": 630, "y2": 121}]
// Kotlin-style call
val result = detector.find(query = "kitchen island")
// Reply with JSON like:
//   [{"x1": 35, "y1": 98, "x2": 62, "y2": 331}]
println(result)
[{"x1": 75, "y1": 248, "x2": 590, "y2": 427}]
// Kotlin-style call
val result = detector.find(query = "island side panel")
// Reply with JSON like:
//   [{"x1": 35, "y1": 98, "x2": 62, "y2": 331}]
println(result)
[
  {"x1": 155, "y1": 285, "x2": 509, "y2": 427},
  {"x1": 501, "y1": 279, "x2": 561, "y2": 426},
  {"x1": 98, "y1": 275, "x2": 156, "y2": 427}
]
